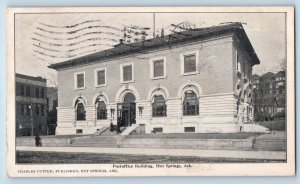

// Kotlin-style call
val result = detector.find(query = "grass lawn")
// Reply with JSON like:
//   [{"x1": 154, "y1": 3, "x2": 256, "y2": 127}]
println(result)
[
  {"x1": 257, "y1": 120, "x2": 286, "y2": 131},
  {"x1": 16, "y1": 151, "x2": 285, "y2": 164}
]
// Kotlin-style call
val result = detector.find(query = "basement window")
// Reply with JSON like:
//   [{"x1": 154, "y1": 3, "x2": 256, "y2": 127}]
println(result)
[
  {"x1": 76, "y1": 129, "x2": 83, "y2": 134},
  {"x1": 184, "y1": 127, "x2": 195, "y2": 133},
  {"x1": 153, "y1": 127, "x2": 163, "y2": 133}
]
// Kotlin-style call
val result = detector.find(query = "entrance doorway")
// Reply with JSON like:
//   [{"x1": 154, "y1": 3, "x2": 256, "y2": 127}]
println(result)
[{"x1": 117, "y1": 93, "x2": 136, "y2": 127}]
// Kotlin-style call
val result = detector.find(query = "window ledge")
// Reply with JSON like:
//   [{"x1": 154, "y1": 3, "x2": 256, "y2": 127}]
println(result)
[
  {"x1": 152, "y1": 116, "x2": 167, "y2": 118},
  {"x1": 96, "y1": 119, "x2": 108, "y2": 121},
  {"x1": 121, "y1": 80, "x2": 135, "y2": 84},
  {"x1": 182, "y1": 115, "x2": 200, "y2": 118},
  {"x1": 74, "y1": 87, "x2": 86, "y2": 90},
  {"x1": 95, "y1": 84, "x2": 106, "y2": 88},
  {"x1": 181, "y1": 71, "x2": 199, "y2": 76},
  {"x1": 76, "y1": 120, "x2": 86, "y2": 123},
  {"x1": 151, "y1": 76, "x2": 167, "y2": 80}
]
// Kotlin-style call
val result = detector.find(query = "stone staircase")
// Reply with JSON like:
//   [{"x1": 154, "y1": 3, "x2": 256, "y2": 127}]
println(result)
[
  {"x1": 121, "y1": 124, "x2": 140, "y2": 135},
  {"x1": 93, "y1": 127, "x2": 109, "y2": 135},
  {"x1": 99, "y1": 128, "x2": 118, "y2": 136},
  {"x1": 70, "y1": 135, "x2": 119, "y2": 147},
  {"x1": 69, "y1": 127, "x2": 127, "y2": 147},
  {"x1": 99, "y1": 126, "x2": 126, "y2": 136}
]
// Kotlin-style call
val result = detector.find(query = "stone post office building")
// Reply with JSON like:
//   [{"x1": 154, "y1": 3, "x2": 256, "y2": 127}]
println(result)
[{"x1": 49, "y1": 23, "x2": 260, "y2": 135}]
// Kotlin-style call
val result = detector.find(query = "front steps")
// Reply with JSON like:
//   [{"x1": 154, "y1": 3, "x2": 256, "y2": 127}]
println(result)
[
  {"x1": 70, "y1": 135, "x2": 119, "y2": 147},
  {"x1": 121, "y1": 124, "x2": 139, "y2": 135},
  {"x1": 69, "y1": 127, "x2": 127, "y2": 147}
]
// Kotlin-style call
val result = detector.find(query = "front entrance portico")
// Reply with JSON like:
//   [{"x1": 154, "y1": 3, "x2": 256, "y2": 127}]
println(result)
[{"x1": 117, "y1": 93, "x2": 136, "y2": 127}]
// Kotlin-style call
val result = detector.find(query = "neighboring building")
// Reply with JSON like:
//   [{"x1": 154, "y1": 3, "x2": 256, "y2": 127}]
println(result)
[
  {"x1": 251, "y1": 71, "x2": 286, "y2": 121},
  {"x1": 46, "y1": 87, "x2": 58, "y2": 135},
  {"x1": 49, "y1": 23, "x2": 260, "y2": 135},
  {"x1": 15, "y1": 73, "x2": 47, "y2": 136}
]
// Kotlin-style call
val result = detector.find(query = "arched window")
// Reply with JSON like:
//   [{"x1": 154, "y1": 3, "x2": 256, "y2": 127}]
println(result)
[
  {"x1": 152, "y1": 95, "x2": 167, "y2": 117},
  {"x1": 75, "y1": 99, "x2": 86, "y2": 121},
  {"x1": 183, "y1": 91, "x2": 199, "y2": 116},
  {"x1": 97, "y1": 101, "x2": 107, "y2": 120},
  {"x1": 124, "y1": 93, "x2": 136, "y2": 103}
]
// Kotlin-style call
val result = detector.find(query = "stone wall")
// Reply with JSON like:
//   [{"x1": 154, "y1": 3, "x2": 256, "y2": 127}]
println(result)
[{"x1": 16, "y1": 137, "x2": 71, "y2": 147}]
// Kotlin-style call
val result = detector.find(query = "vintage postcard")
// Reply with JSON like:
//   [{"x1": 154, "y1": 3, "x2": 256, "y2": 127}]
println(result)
[{"x1": 6, "y1": 7, "x2": 295, "y2": 177}]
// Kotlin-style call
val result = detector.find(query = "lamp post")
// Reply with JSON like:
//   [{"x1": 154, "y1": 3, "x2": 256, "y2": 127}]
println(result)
[
  {"x1": 29, "y1": 104, "x2": 34, "y2": 136},
  {"x1": 110, "y1": 108, "x2": 115, "y2": 119},
  {"x1": 138, "y1": 105, "x2": 144, "y2": 116}
]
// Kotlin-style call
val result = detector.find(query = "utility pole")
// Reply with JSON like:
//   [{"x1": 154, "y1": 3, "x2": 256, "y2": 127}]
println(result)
[
  {"x1": 153, "y1": 13, "x2": 155, "y2": 38},
  {"x1": 30, "y1": 103, "x2": 34, "y2": 136}
]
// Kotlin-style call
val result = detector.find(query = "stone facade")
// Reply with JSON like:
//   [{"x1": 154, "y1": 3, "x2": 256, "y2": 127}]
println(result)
[{"x1": 49, "y1": 23, "x2": 260, "y2": 135}]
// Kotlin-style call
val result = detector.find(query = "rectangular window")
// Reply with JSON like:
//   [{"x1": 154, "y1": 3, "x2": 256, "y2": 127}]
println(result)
[
  {"x1": 269, "y1": 83, "x2": 273, "y2": 94},
  {"x1": 35, "y1": 88, "x2": 40, "y2": 98},
  {"x1": 123, "y1": 65, "x2": 132, "y2": 81},
  {"x1": 74, "y1": 72, "x2": 85, "y2": 89},
  {"x1": 121, "y1": 64, "x2": 134, "y2": 83},
  {"x1": 26, "y1": 86, "x2": 30, "y2": 97},
  {"x1": 153, "y1": 127, "x2": 163, "y2": 133},
  {"x1": 40, "y1": 88, "x2": 45, "y2": 98},
  {"x1": 150, "y1": 57, "x2": 166, "y2": 79},
  {"x1": 16, "y1": 83, "x2": 20, "y2": 96},
  {"x1": 41, "y1": 105, "x2": 45, "y2": 116},
  {"x1": 20, "y1": 104, "x2": 25, "y2": 115},
  {"x1": 181, "y1": 51, "x2": 199, "y2": 75},
  {"x1": 153, "y1": 60, "x2": 164, "y2": 77},
  {"x1": 25, "y1": 105, "x2": 31, "y2": 116},
  {"x1": 77, "y1": 74, "x2": 84, "y2": 88},
  {"x1": 76, "y1": 129, "x2": 83, "y2": 134},
  {"x1": 96, "y1": 69, "x2": 106, "y2": 86},
  {"x1": 20, "y1": 85, "x2": 25, "y2": 96},
  {"x1": 184, "y1": 54, "x2": 196, "y2": 73},
  {"x1": 36, "y1": 104, "x2": 40, "y2": 116},
  {"x1": 184, "y1": 127, "x2": 195, "y2": 133}
]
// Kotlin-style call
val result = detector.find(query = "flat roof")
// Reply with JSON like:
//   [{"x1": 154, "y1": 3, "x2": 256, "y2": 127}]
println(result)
[
  {"x1": 16, "y1": 73, "x2": 47, "y2": 82},
  {"x1": 49, "y1": 22, "x2": 260, "y2": 70}
]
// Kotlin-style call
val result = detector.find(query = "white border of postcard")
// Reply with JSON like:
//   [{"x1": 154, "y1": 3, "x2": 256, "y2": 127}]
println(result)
[{"x1": 6, "y1": 6, "x2": 295, "y2": 177}]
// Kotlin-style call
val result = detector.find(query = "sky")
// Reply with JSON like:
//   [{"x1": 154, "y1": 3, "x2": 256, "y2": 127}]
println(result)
[{"x1": 15, "y1": 12, "x2": 286, "y2": 86}]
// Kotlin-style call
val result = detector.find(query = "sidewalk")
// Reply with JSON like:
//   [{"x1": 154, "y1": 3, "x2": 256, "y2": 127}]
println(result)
[{"x1": 16, "y1": 146, "x2": 286, "y2": 160}]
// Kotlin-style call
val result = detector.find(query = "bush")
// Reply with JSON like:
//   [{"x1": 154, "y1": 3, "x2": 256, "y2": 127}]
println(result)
[
  {"x1": 274, "y1": 111, "x2": 285, "y2": 119},
  {"x1": 257, "y1": 120, "x2": 286, "y2": 131}
]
